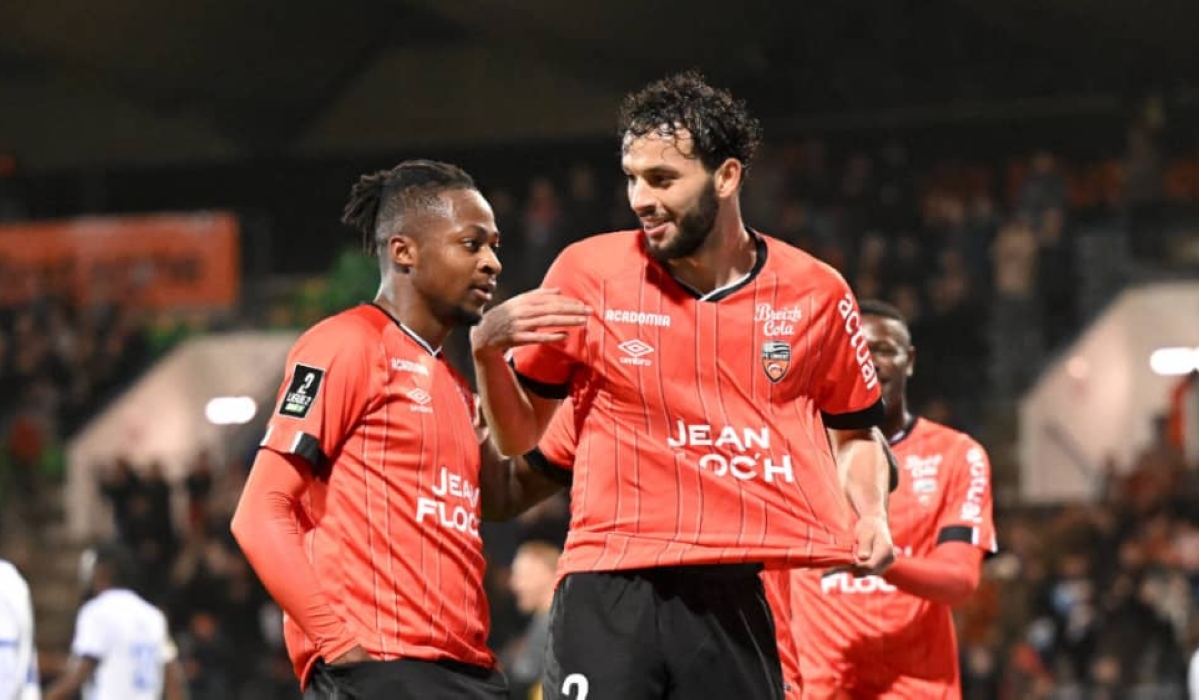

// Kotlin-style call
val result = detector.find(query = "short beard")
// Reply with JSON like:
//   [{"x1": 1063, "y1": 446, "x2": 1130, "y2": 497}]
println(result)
[
  {"x1": 646, "y1": 178, "x2": 719, "y2": 262},
  {"x1": 449, "y1": 305, "x2": 483, "y2": 327}
]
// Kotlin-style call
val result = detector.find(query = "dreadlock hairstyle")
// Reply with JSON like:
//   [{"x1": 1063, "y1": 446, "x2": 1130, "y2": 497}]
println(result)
[
  {"x1": 617, "y1": 70, "x2": 763, "y2": 176},
  {"x1": 341, "y1": 159, "x2": 477, "y2": 256}
]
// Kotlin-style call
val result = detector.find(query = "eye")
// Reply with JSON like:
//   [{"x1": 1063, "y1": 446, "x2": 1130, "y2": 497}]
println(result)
[{"x1": 463, "y1": 239, "x2": 483, "y2": 252}]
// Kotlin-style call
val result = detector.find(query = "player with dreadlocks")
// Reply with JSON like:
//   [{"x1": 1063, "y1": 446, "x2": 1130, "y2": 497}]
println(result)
[{"x1": 233, "y1": 159, "x2": 574, "y2": 699}]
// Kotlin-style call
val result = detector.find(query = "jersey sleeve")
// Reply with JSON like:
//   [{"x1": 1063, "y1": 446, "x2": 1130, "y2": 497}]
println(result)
[
  {"x1": 935, "y1": 439, "x2": 998, "y2": 553},
  {"x1": 259, "y1": 319, "x2": 378, "y2": 472},
  {"x1": 508, "y1": 247, "x2": 591, "y2": 399},
  {"x1": 159, "y1": 613, "x2": 178, "y2": 663},
  {"x1": 523, "y1": 399, "x2": 577, "y2": 486},
  {"x1": 812, "y1": 274, "x2": 884, "y2": 429},
  {"x1": 70, "y1": 602, "x2": 109, "y2": 660}
]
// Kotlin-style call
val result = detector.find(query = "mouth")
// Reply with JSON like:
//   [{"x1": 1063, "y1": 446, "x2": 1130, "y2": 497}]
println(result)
[
  {"x1": 469, "y1": 281, "x2": 496, "y2": 303},
  {"x1": 641, "y1": 218, "x2": 671, "y2": 241}
]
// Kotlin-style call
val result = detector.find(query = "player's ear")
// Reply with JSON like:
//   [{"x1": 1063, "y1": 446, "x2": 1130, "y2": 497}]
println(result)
[
  {"x1": 714, "y1": 158, "x2": 742, "y2": 198},
  {"x1": 906, "y1": 344, "x2": 917, "y2": 378},
  {"x1": 389, "y1": 234, "x2": 418, "y2": 272}
]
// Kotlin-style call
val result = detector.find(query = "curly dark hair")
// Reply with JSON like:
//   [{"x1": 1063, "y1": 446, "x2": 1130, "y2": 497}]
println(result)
[
  {"x1": 341, "y1": 159, "x2": 477, "y2": 256},
  {"x1": 617, "y1": 70, "x2": 763, "y2": 175}
]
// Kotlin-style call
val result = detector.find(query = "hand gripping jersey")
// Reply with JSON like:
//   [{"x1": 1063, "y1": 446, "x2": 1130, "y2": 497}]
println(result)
[
  {"x1": 792, "y1": 417, "x2": 997, "y2": 699},
  {"x1": 513, "y1": 230, "x2": 884, "y2": 576},
  {"x1": 534, "y1": 402, "x2": 802, "y2": 696},
  {"x1": 260, "y1": 304, "x2": 494, "y2": 681}
]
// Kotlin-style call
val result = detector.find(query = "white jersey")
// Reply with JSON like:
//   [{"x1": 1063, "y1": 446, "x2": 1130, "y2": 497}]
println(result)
[
  {"x1": 0, "y1": 560, "x2": 39, "y2": 700},
  {"x1": 70, "y1": 589, "x2": 175, "y2": 700}
]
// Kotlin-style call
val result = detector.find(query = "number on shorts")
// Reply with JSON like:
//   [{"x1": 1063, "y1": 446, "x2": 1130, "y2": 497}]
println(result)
[{"x1": 562, "y1": 673, "x2": 589, "y2": 700}]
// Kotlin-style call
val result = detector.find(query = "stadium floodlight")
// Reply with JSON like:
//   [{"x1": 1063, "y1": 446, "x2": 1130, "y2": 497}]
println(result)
[
  {"x1": 205, "y1": 396, "x2": 258, "y2": 425},
  {"x1": 1148, "y1": 347, "x2": 1199, "y2": 376}
]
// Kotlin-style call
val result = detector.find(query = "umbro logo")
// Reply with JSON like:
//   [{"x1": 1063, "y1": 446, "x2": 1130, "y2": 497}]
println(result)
[
  {"x1": 618, "y1": 339, "x2": 654, "y2": 366},
  {"x1": 407, "y1": 387, "x2": 433, "y2": 413}
]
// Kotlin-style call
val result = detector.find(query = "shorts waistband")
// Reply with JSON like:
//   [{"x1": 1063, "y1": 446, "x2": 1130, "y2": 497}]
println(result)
[{"x1": 628, "y1": 563, "x2": 764, "y2": 580}]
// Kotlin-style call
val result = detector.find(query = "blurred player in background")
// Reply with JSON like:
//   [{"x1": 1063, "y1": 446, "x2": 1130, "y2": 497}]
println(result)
[
  {"x1": 45, "y1": 544, "x2": 186, "y2": 700},
  {"x1": 232, "y1": 159, "x2": 573, "y2": 699},
  {"x1": 472, "y1": 70, "x2": 893, "y2": 700},
  {"x1": 792, "y1": 300, "x2": 997, "y2": 699},
  {"x1": 502, "y1": 541, "x2": 561, "y2": 700},
  {"x1": 0, "y1": 558, "x2": 39, "y2": 700}
]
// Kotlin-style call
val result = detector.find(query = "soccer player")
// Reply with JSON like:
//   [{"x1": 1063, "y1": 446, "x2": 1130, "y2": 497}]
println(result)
[
  {"x1": 45, "y1": 544, "x2": 186, "y2": 700},
  {"x1": 528, "y1": 401, "x2": 804, "y2": 698},
  {"x1": 0, "y1": 558, "x2": 39, "y2": 700},
  {"x1": 231, "y1": 160, "x2": 566, "y2": 699},
  {"x1": 471, "y1": 72, "x2": 895, "y2": 700},
  {"x1": 791, "y1": 299, "x2": 997, "y2": 700}
]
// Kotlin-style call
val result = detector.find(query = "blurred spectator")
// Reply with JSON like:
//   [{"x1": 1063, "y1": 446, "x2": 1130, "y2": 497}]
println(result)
[
  {"x1": 502, "y1": 541, "x2": 561, "y2": 700},
  {"x1": 185, "y1": 451, "x2": 215, "y2": 532},
  {"x1": 1019, "y1": 151, "x2": 1067, "y2": 227},
  {"x1": 1125, "y1": 122, "x2": 1166, "y2": 263}
]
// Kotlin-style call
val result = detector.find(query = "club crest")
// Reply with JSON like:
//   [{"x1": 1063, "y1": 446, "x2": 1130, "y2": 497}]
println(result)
[{"x1": 761, "y1": 341, "x2": 791, "y2": 383}]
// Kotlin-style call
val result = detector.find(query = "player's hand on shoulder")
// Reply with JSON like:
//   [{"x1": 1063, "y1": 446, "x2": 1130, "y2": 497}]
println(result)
[
  {"x1": 471, "y1": 287, "x2": 590, "y2": 355},
  {"x1": 850, "y1": 514, "x2": 895, "y2": 575},
  {"x1": 327, "y1": 645, "x2": 373, "y2": 667}
]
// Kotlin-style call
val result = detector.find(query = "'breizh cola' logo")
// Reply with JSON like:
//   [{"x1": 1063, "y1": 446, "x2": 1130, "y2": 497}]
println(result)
[{"x1": 761, "y1": 341, "x2": 791, "y2": 383}]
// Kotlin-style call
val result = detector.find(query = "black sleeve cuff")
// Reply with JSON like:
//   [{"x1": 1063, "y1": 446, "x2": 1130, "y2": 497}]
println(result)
[
  {"x1": 510, "y1": 361, "x2": 570, "y2": 400},
  {"x1": 260, "y1": 432, "x2": 330, "y2": 476},
  {"x1": 936, "y1": 525, "x2": 974, "y2": 546},
  {"x1": 821, "y1": 398, "x2": 885, "y2": 430},
  {"x1": 524, "y1": 448, "x2": 573, "y2": 487}
]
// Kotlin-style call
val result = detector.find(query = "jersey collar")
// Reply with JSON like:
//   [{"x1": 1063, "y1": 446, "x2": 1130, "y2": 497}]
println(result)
[
  {"x1": 655, "y1": 228, "x2": 769, "y2": 303},
  {"x1": 368, "y1": 303, "x2": 443, "y2": 357},
  {"x1": 887, "y1": 414, "x2": 920, "y2": 446}
]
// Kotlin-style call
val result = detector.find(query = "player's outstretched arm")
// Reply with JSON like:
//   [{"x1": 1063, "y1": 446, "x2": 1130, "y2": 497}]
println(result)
[
  {"x1": 230, "y1": 449, "x2": 366, "y2": 665},
  {"x1": 470, "y1": 288, "x2": 588, "y2": 455},
  {"x1": 881, "y1": 542, "x2": 984, "y2": 607},
  {"x1": 828, "y1": 427, "x2": 895, "y2": 574}
]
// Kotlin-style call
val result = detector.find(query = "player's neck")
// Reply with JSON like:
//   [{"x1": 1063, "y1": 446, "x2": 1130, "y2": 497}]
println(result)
[
  {"x1": 375, "y1": 285, "x2": 449, "y2": 353},
  {"x1": 883, "y1": 405, "x2": 914, "y2": 443},
  {"x1": 667, "y1": 213, "x2": 755, "y2": 295}
]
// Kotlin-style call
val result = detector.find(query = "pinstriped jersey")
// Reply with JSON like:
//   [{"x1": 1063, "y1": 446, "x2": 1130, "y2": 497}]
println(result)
[
  {"x1": 536, "y1": 401, "x2": 801, "y2": 693},
  {"x1": 260, "y1": 304, "x2": 493, "y2": 681},
  {"x1": 792, "y1": 417, "x2": 996, "y2": 698},
  {"x1": 515, "y1": 230, "x2": 884, "y2": 576}
]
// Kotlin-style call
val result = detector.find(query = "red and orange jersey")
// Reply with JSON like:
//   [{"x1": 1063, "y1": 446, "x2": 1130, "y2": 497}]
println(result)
[
  {"x1": 260, "y1": 304, "x2": 493, "y2": 681},
  {"x1": 535, "y1": 401, "x2": 802, "y2": 695},
  {"x1": 513, "y1": 230, "x2": 883, "y2": 576},
  {"x1": 792, "y1": 417, "x2": 996, "y2": 699}
]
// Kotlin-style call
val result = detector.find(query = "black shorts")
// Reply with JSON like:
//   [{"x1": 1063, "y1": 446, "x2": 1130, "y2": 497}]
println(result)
[
  {"x1": 303, "y1": 657, "x2": 508, "y2": 700},
  {"x1": 542, "y1": 564, "x2": 784, "y2": 700}
]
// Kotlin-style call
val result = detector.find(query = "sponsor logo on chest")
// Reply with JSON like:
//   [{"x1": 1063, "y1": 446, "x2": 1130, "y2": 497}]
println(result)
[
  {"x1": 755, "y1": 303, "x2": 802, "y2": 337},
  {"x1": 903, "y1": 453, "x2": 942, "y2": 506},
  {"x1": 604, "y1": 308, "x2": 672, "y2": 327},
  {"x1": 391, "y1": 357, "x2": 430, "y2": 376}
]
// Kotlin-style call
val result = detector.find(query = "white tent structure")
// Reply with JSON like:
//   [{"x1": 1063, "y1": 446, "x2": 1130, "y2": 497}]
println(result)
[
  {"x1": 65, "y1": 330, "x2": 299, "y2": 540},
  {"x1": 1019, "y1": 282, "x2": 1199, "y2": 503}
]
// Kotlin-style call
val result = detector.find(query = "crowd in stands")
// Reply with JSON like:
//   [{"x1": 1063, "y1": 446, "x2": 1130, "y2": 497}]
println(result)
[{"x1": 1, "y1": 115, "x2": 1196, "y2": 698}]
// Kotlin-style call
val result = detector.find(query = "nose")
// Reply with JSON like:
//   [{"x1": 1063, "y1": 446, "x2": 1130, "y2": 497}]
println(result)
[
  {"x1": 480, "y1": 244, "x2": 502, "y2": 276},
  {"x1": 627, "y1": 178, "x2": 657, "y2": 216}
]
